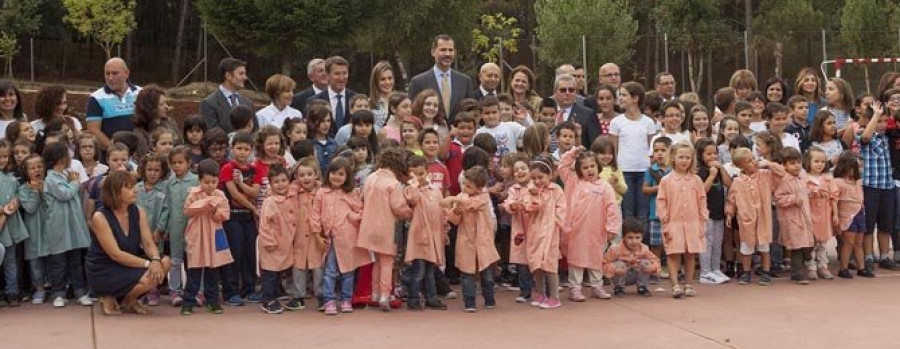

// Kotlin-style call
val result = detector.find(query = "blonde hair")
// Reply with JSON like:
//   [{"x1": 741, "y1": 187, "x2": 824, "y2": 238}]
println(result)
[
  {"x1": 669, "y1": 141, "x2": 695, "y2": 173},
  {"x1": 264, "y1": 74, "x2": 296, "y2": 102},
  {"x1": 731, "y1": 147, "x2": 754, "y2": 167}
]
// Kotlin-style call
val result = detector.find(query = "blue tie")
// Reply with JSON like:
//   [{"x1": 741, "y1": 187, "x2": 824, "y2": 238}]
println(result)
[{"x1": 335, "y1": 94, "x2": 344, "y2": 128}]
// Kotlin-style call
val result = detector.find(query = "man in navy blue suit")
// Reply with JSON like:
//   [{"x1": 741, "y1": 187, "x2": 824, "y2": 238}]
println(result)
[{"x1": 311, "y1": 56, "x2": 356, "y2": 137}]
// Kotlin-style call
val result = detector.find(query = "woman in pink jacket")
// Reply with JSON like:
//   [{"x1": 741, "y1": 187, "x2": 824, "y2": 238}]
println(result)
[
  {"x1": 558, "y1": 146, "x2": 621, "y2": 302},
  {"x1": 257, "y1": 166, "x2": 298, "y2": 314},
  {"x1": 521, "y1": 156, "x2": 566, "y2": 309},
  {"x1": 357, "y1": 148, "x2": 412, "y2": 311},
  {"x1": 311, "y1": 157, "x2": 367, "y2": 315},
  {"x1": 657, "y1": 142, "x2": 708, "y2": 299}
]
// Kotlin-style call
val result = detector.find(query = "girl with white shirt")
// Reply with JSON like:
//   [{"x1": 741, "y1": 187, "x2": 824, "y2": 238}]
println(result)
[{"x1": 609, "y1": 82, "x2": 657, "y2": 221}]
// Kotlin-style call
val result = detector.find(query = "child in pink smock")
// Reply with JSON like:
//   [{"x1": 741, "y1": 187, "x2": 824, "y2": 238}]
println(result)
[
  {"x1": 257, "y1": 166, "x2": 297, "y2": 314},
  {"x1": 499, "y1": 154, "x2": 535, "y2": 303},
  {"x1": 558, "y1": 146, "x2": 621, "y2": 301},
  {"x1": 773, "y1": 147, "x2": 816, "y2": 285},
  {"x1": 802, "y1": 147, "x2": 838, "y2": 280},
  {"x1": 832, "y1": 152, "x2": 867, "y2": 279},
  {"x1": 521, "y1": 156, "x2": 566, "y2": 309},
  {"x1": 657, "y1": 142, "x2": 708, "y2": 298},
  {"x1": 444, "y1": 166, "x2": 499, "y2": 313},
  {"x1": 287, "y1": 157, "x2": 324, "y2": 311},
  {"x1": 357, "y1": 148, "x2": 413, "y2": 311},
  {"x1": 725, "y1": 147, "x2": 786, "y2": 286},
  {"x1": 403, "y1": 155, "x2": 449, "y2": 311},
  {"x1": 181, "y1": 159, "x2": 232, "y2": 315},
  {"x1": 310, "y1": 157, "x2": 367, "y2": 315},
  {"x1": 603, "y1": 218, "x2": 661, "y2": 296}
]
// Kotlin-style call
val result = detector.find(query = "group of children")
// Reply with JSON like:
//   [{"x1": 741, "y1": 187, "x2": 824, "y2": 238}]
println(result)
[{"x1": 0, "y1": 66, "x2": 895, "y2": 317}]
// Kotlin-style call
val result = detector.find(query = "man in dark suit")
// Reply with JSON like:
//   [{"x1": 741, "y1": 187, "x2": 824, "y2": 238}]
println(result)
[
  {"x1": 311, "y1": 55, "x2": 356, "y2": 137},
  {"x1": 408, "y1": 34, "x2": 475, "y2": 123},
  {"x1": 200, "y1": 58, "x2": 254, "y2": 133},
  {"x1": 473, "y1": 62, "x2": 500, "y2": 100},
  {"x1": 552, "y1": 74, "x2": 596, "y2": 147},
  {"x1": 290, "y1": 58, "x2": 327, "y2": 114}
]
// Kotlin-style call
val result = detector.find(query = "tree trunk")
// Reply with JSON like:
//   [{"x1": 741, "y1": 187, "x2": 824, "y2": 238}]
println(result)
[
  {"x1": 774, "y1": 42, "x2": 783, "y2": 78},
  {"x1": 280, "y1": 50, "x2": 292, "y2": 76},
  {"x1": 395, "y1": 50, "x2": 409, "y2": 88},
  {"x1": 696, "y1": 51, "x2": 704, "y2": 93},
  {"x1": 687, "y1": 49, "x2": 696, "y2": 92},
  {"x1": 864, "y1": 65, "x2": 871, "y2": 94},
  {"x1": 171, "y1": 0, "x2": 189, "y2": 85}
]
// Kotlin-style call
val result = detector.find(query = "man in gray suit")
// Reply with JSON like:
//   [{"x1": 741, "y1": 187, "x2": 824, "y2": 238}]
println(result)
[
  {"x1": 201, "y1": 58, "x2": 254, "y2": 133},
  {"x1": 290, "y1": 58, "x2": 327, "y2": 114},
  {"x1": 408, "y1": 34, "x2": 475, "y2": 123}
]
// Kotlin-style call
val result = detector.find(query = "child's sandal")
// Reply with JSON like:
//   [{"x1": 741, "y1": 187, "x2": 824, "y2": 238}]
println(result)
[
  {"x1": 672, "y1": 285, "x2": 684, "y2": 299},
  {"x1": 684, "y1": 285, "x2": 696, "y2": 297}
]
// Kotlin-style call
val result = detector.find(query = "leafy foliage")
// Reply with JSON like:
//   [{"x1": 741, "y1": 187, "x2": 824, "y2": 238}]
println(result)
[
  {"x1": 62, "y1": 0, "x2": 136, "y2": 60},
  {"x1": 840, "y1": 0, "x2": 892, "y2": 58},
  {"x1": 0, "y1": 0, "x2": 42, "y2": 77},
  {"x1": 471, "y1": 13, "x2": 522, "y2": 63},
  {"x1": 535, "y1": 0, "x2": 638, "y2": 72}
]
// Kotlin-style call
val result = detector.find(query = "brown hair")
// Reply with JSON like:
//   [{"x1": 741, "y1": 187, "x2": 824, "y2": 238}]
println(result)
[
  {"x1": 325, "y1": 156, "x2": 355, "y2": 192},
  {"x1": 133, "y1": 85, "x2": 165, "y2": 130},
  {"x1": 101, "y1": 170, "x2": 137, "y2": 209},
  {"x1": 264, "y1": 74, "x2": 296, "y2": 102},
  {"x1": 411, "y1": 89, "x2": 447, "y2": 127},
  {"x1": 369, "y1": 61, "x2": 394, "y2": 109},
  {"x1": 34, "y1": 85, "x2": 67, "y2": 124}
]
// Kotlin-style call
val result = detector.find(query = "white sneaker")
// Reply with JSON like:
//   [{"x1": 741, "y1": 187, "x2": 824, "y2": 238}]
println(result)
[
  {"x1": 699, "y1": 272, "x2": 723, "y2": 284},
  {"x1": 77, "y1": 295, "x2": 94, "y2": 306},
  {"x1": 713, "y1": 270, "x2": 731, "y2": 282},
  {"x1": 52, "y1": 297, "x2": 67, "y2": 308},
  {"x1": 443, "y1": 291, "x2": 457, "y2": 299},
  {"x1": 31, "y1": 291, "x2": 46, "y2": 304}
]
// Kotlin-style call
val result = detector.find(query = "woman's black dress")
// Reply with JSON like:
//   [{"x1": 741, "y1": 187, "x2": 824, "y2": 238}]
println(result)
[{"x1": 86, "y1": 205, "x2": 147, "y2": 297}]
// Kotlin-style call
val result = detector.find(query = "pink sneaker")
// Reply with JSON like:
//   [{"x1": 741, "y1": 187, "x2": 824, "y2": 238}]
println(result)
[
  {"x1": 539, "y1": 297, "x2": 562, "y2": 309},
  {"x1": 592, "y1": 287, "x2": 612, "y2": 299},
  {"x1": 529, "y1": 294, "x2": 546, "y2": 307},
  {"x1": 569, "y1": 288, "x2": 586, "y2": 302},
  {"x1": 324, "y1": 301, "x2": 338, "y2": 315},
  {"x1": 195, "y1": 291, "x2": 206, "y2": 306},
  {"x1": 146, "y1": 289, "x2": 160, "y2": 306},
  {"x1": 340, "y1": 301, "x2": 353, "y2": 313}
]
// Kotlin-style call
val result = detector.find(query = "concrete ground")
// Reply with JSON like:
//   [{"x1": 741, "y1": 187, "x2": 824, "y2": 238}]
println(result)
[{"x1": 3, "y1": 271, "x2": 899, "y2": 349}]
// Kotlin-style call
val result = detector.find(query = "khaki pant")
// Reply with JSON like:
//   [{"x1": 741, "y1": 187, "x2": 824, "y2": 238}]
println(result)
[{"x1": 568, "y1": 266, "x2": 602, "y2": 289}]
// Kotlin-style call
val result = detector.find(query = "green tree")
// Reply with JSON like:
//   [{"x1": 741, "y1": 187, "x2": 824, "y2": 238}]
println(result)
[
  {"x1": 535, "y1": 0, "x2": 638, "y2": 76},
  {"x1": 354, "y1": 0, "x2": 479, "y2": 86},
  {"x1": 0, "y1": 0, "x2": 42, "y2": 77},
  {"x1": 63, "y1": 0, "x2": 136, "y2": 60},
  {"x1": 653, "y1": 0, "x2": 731, "y2": 92},
  {"x1": 471, "y1": 13, "x2": 521, "y2": 64},
  {"x1": 754, "y1": 0, "x2": 824, "y2": 78},
  {"x1": 195, "y1": 0, "x2": 367, "y2": 76},
  {"x1": 840, "y1": 0, "x2": 891, "y2": 92}
]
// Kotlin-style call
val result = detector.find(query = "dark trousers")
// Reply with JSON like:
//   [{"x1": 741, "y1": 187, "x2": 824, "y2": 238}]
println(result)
[
  {"x1": 49, "y1": 249, "x2": 86, "y2": 299},
  {"x1": 221, "y1": 219, "x2": 257, "y2": 298},
  {"x1": 444, "y1": 226, "x2": 460, "y2": 281},
  {"x1": 185, "y1": 267, "x2": 219, "y2": 306},
  {"x1": 462, "y1": 268, "x2": 494, "y2": 308},
  {"x1": 790, "y1": 248, "x2": 812, "y2": 277},
  {"x1": 260, "y1": 269, "x2": 288, "y2": 303},
  {"x1": 407, "y1": 259, "x2": 437, "y2": 303}
]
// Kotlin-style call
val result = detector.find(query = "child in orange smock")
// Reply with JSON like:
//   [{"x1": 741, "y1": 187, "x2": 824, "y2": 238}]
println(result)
[
  {"x1": 832, "y1": 152, "x2": 867, "y2": 279},
  {"x1": 444, "y1": 166, "x2": 499, "y2": 313},
  {"x1": 499, "y1": 154, "x2": 535, "y2": 303},
  {"x1": 558, "y1": 146, "x2": 621, "y2": 301},
  {"x1": 181, "y1": 159, "x2": 232, "y2": 315},
  {"x1": 657, "y1": 141, "x2": 708, "y2": 298},
  {"x1": 802, "y1": 148, "x2": 838, "y2": 280},
  {"x1": 287, "y1": 157, "x2": 324, "y2": 311},
  {"x1": 257, "y1": 166, "x2": 297, "y2": 314},
  {"x1": 773, "y1": 148, "x2": 816, "y2": 285},
  {"x1": 521, "y1": 156, "x2": 566, "y2": 309},
  {"x1": 725, "y1": 147, "x2": 786, "y2": 286},
  {"x1": 357, "y1": 148, "x2": 413, "y2": 311},
  {"x1": 603, "y1": 218, "x2": 661, "y2": 296},
  {"x1": 403, "y1": 155, "x2": 449, "y2": 311},
  {"x1": 310, "y1": 157, "x2": 367, "y2": 315}
]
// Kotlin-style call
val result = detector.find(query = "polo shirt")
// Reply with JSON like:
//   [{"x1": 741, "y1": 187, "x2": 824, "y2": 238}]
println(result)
[{"x1": 85, "y1": 84, "x2": 141, "y2": 137}]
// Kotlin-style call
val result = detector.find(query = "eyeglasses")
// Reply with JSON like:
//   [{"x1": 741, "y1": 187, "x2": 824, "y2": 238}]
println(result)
[
  {"x1": 557, "y1": 87, "x2": 576, "y2": 93},
  {"x1": 889, "y1": 96, "x2": 900, "y2": 103}
]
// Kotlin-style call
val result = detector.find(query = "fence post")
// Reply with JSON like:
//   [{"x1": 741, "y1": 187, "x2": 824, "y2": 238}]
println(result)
[
  {"x1": 744, "y1": 30, "x2": 749, "y2": 69},
  {"x1": 664, "y1": 33, "x2": 669, "y2": 73},
  {"x1": 821, "y1": 29, "x2": 828, "y2": 78},
  {"x1": 581, "y1": 34, "x2": 587, "y2": 94},
  {"x1": 29, "y1": 37, "x2": 34, "y2": 82}
]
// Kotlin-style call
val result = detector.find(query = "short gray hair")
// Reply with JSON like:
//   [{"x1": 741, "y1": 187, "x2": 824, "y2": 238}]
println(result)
[
  {"x1": 306, "y1": 58, "x2": 325, "y2": 75},
  {"x1": 554, "y1": 73, "x2": 576, "y2": 90}
]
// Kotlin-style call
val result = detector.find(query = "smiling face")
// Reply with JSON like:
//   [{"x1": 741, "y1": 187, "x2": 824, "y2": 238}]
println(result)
[
  {"x1": 270, "y1": 172, "x2": 290, "y2": 195},
  {"x1": 766, "y1": 82, "x2": 783, "y2": 102},
  {"x1": 701, "y1": 144, "x2": 717, "y2": 167},
  {"x1": 0, "y1": 89, "x2": 17, "y2": 117},
  {"x1": 421, "y1": 132, "x2": 440, "y2": 158},
  {"x1": 225, "y1": 66, "x2": 247, "y2": 90},
  {"x1": 750, "y1": 98, "x2": 765, "y2": 116},
  {"x1": 511, "y1": 72, "x2": 530, "y2": 95},
  {"x1": 263, "y1": 135, "x2": 281, "y2": 159},
  {"x1": 378, "y1": 69, "x2": 394, "y2": 95},
  {"x1": 153, "y1": 133, "x2": 174, "y2": 157},
  {"x1": 662, "y1": 106, "x2": 683, "y2": 132},
  {"x1": 431, "y1": 39, "x2": 456, "y2": 71},
  {"x1": 423, "y1": 96, "x2": 440, "y2": 120},
  {"x1": 554, "y1": 80, "x2": 577, "y2": 108},
  {"x1": 499, "y1": 102, "x2": 514, "y2": 122},
  {"x1": 656, "y1": 74, "x2": 675, "y2": 99},
  {"x1": 691, "y1": 111, "x2": 709, "y2": 133},
  {"x1": 328, "y1": 64, "x2": 349, "y2": 92},
  {"x1": 513, "y1": 160, "x2": 530, "y2": 185},
  {"x1": 296, "y1": 165, "x2": 317, "y2": 189},
  {"x1": 479, "y1": 65, "x2": 501, "y2": 92},
  {"x1": 328, "y1": 167, "x2": 347, "y2": 189},
  {"x1": 530, "y1": 168, "x2": 552, "y2": 188},
  {"x1": 596, "y1": 89, "x2": 615, "y2": 114},
  {"x1": 801, "y1": 73, "x2": 818, "y2": 95},
  {"x1": 808, "y1": 150, "x2": 827, "y2": 175}
]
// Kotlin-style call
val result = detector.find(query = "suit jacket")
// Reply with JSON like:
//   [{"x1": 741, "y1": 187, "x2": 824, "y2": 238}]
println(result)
[
  {"x1": 312, "y1": 88, "x2": 357, "y2": 137},
  {"x1": 408, "y1": 68, "x2": 475, "y2": 123},
  {"x1": 200, "y1": 88, "x2": 254, "y2": 133},
  {"x1": 290, "y1": 87, "x2": 319, "y2": 115},
  {"x1": 473, "y1": 87, "x2": 497, "y2": 101},
  {"x1": 569, "y1": 104, "x2": 601, "y2": 148}
]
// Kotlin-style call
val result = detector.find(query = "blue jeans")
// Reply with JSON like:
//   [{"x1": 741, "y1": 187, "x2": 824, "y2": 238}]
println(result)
[
  {"x1": 322, "y1": 244, "x2": 354, "y2": 303},
  {"x1": 461, "y1": 268, "x2": 494, "y2": 308},
  {"x1": 516, "y1": 264, "x2": 534, "y2": 297},
  {"x1": 622, "y1": 171, "x2": 648, "y2": 221},
  {"x1": 3, "y1": 242, "x2": 18, "y2": 296},
  {"x1": 185, "y1": 267, "x2": 219, "y2": 306},
  {"x1": 49, "y1": 249, "x2": 86, "y2": 299},
  {"x1": 221, "y1": 219, "x2": 257, "y2": 298},
  {"x1": 28, "y1": 256, "x2": 47, "y2": 289},
  {"x1": 260, "y1": 269, "x2": 288, "y2": 303},
  {"x1": 407, "y1": 259, "x2": 437, "y2": 303}
]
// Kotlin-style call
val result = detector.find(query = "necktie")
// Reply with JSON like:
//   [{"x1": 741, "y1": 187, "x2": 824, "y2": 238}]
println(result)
[
  {"x1": 556, "y1": 109, "x2": 565, "y2": 125},
  {"x1": 441, "y1": 73, "x2": 451, "y2": 115},
  {"x1": 229, "y1": 94, "x2": 239, "y2": 107},
  {"x1": 335, "y1": 94, "x2": 344, "y2": 129}
]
